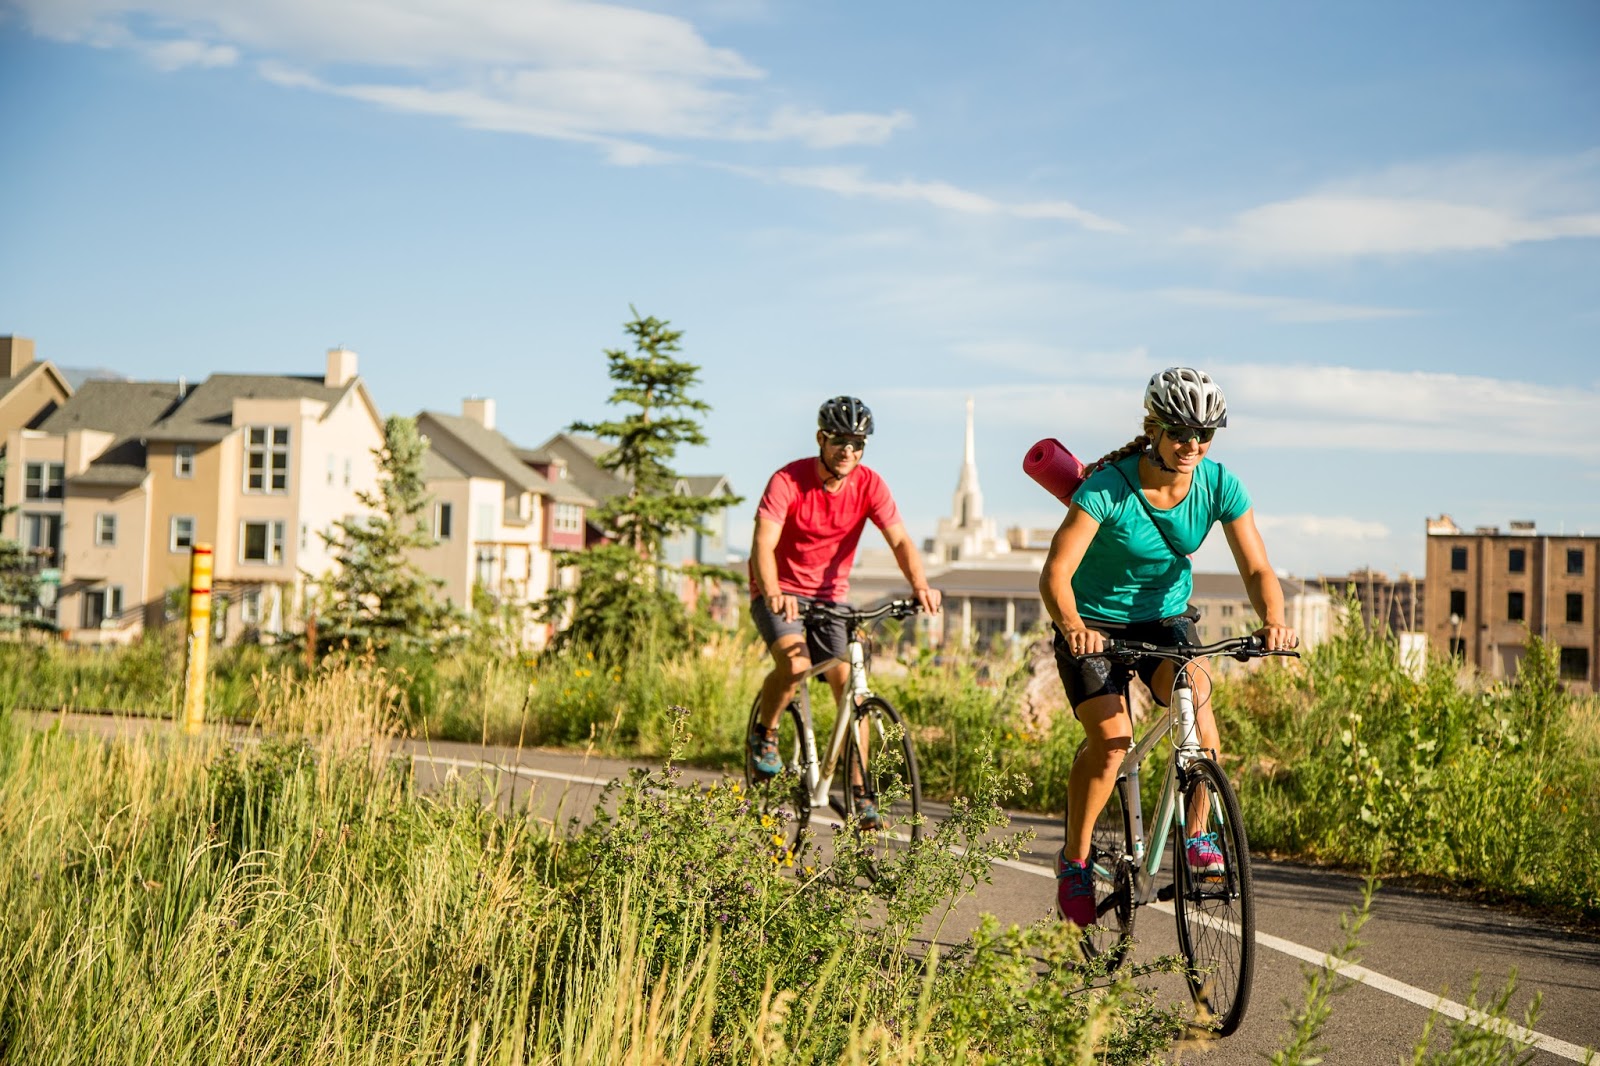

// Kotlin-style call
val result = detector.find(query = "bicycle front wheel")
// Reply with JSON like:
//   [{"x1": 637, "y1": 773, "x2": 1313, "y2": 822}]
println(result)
[
  {"x1": 1171, "y1": 756, "x2": 1255, "y2": 1036},
  {"x1": 841, "y1": 696, "x2": 922, "y2": 872},
  {"x1": 744, "y1": 695, "x2": 811, "y2": 859}
]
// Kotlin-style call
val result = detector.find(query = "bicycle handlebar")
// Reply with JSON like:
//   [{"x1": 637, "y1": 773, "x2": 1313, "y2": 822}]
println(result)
[
  {"x1": 803, "y1": 598, "x2": 921, "y2": 625},
  {"x1": 1092, "y1": 634, "x2": 1300, "y2": 664}
]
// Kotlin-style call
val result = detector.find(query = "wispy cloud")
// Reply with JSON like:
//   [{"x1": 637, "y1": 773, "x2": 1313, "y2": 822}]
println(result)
[
  {"x1": 773, "y1": 166, "x2": 1125, "y2": 232},
  {"x1": 9, "y1": 0, "x2": 900, "y2": 151},
  {"x1": 1159, "y1": 287, "x2": 1419, "y2": 323},
  {"x1": 1183, "y1": 153, "x2": 1600, "y2": 260}
]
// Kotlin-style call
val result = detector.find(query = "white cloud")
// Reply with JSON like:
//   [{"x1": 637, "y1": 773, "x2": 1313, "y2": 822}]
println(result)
[
  {"x1": 1184, "y1": 153, "x2": 1600, "y2": 260},
  {"x1": 141, "y1": 38, "x2": 238, "y2": 71},
  {"x1": 9, "y1": 0, "x2": 902, "y2": 151},
  {"x1": 1188, "y1": 513, "x2": 1397, "y2": 577},
  {"x1": 773, "y1": 166, "x2": 1125, "y2": 232},
  {"x1": 1159, "y1": 287, "x2": 1419, "y2": 323}
]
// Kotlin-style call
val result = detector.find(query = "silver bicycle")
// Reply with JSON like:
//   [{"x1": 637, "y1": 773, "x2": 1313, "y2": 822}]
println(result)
[
  {"x1": 744, "y1": 598, "x2": 923, "y2": 871},
  {"x1": 1079, "y1": 634, "x2": 1297, "y2": 1036}
]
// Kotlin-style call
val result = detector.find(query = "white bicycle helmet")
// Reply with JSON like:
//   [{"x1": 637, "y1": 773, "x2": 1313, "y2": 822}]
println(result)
[{"x1": 1144, "y1": 367, "x2": 1228, "y2": 428}]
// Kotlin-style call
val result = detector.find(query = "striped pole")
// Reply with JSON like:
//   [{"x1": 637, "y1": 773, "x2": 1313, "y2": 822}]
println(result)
[{"x1": 182, "y1": 543, "x2": 214, "y2": 735}]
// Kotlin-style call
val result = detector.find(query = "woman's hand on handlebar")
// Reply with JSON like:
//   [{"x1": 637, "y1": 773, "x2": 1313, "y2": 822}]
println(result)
[
  {"x1": 1255, "y1": 622, "x2": 1298, "y2": 653},
  {"x1": 1061, "y1": 623, "x2": 1106, "y2": 658}
]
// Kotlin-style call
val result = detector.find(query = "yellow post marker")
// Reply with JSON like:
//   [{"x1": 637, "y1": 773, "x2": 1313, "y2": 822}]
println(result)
[{"x1": 182, "y1": 543, "x2": 214, "y2": 735}]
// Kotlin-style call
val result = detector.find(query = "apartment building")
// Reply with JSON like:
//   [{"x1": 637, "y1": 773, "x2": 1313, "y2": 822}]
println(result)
[
  {"x1": 1321, "y1": 568, "x2": 1424, "y2": 634},
  {"x1": 2, "y1": 380, "x2": 186, "y2": 638},
  {"x1": 414, "y1": 400, "x2": 595, "y2": 647},
  {"x1": 1424, "y1": 514, "x2": 1598, "y2": 689}
]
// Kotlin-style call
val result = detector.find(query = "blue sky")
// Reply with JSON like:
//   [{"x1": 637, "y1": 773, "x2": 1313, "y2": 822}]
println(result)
[{"x1": 2, "y1": 1, "x2": 1597, "y2": 580}]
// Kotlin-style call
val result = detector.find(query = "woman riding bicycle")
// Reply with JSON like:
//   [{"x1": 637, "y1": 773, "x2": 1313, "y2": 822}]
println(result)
[{"x1": 1040, "y1": 367, "x2": 1298, "y2": 927}]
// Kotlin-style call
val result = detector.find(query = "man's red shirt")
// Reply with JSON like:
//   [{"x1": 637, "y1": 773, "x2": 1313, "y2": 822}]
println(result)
[{"x1": 751, "y1": 458, "x2": 901, "y2": 601}]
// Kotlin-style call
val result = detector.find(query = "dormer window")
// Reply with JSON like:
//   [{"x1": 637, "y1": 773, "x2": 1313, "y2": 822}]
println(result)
[
  {"x1": 518, "y1": 492, "x2": 533, "y2": 521},
  {"x1": 175, "y1": 445, "x2": 195, "y2": 479}
]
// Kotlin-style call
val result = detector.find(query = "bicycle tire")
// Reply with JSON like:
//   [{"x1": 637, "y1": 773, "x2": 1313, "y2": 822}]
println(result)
[
  {"x1": 840, "y1": 696, "x2": 922, "y2": 875},
  {"x1": 1171, "y1": 756, "x2": 1255, "y2": 1036},
  {"x1": 1082, "y1": 766, "x2": 1137, "y2": 968},
  {"x1": 744, "y1": 695, "x2": 811, "y2": 859}
]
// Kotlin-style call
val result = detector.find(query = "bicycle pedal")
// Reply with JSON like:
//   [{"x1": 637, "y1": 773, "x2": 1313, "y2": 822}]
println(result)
[{"x1": 1157, "y1": 882, "x2": 1176, "y2": 902}]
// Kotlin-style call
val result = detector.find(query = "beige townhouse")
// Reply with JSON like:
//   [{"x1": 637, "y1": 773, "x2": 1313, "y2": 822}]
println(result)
[
  {"x1": 135, "y1": 349, "x2": 386, "y2": 643},
  {"x1": 8, "y1": 380, "x2": 185, "y2": 640},
  {"x1": 415, "y1": 399, "x2": 594, "y2": 648}
]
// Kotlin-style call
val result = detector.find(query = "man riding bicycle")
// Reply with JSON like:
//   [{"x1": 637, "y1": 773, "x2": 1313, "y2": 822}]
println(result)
[{"x1": 747, "y1": 396, "x2": 941, "y2": 828}]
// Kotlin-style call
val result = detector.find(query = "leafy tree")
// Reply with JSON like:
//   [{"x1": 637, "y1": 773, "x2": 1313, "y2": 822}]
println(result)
[
  {"x1": 543, "y1": 310, "x2": 743, "y2": 655},
  {"x1": 314, "y1": 415, "x2": 463, "y2": 654}
]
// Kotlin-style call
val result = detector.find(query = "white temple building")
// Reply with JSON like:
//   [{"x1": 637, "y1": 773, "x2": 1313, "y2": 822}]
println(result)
[{"x1": 926, "y1": 397, "x2": 1012, "y2": 563}]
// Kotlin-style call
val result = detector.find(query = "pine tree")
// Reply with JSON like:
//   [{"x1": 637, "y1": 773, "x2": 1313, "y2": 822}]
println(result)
[
  {"x1": 543, "y1": 310, "x2": 743, "y2": 655},
  {"x1": 0, "y1": 462, "x2": 43, "y2": 633},
  {"x1": 315, "y1": 415, "x2": 462, "y2": 654}
]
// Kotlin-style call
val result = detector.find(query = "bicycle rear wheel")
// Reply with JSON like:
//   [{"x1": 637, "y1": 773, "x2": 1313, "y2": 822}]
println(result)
[
  {"x1": 744, "y1": 695, "x2": 811, "y2": 859},
  {"x1": 1082, "y1": 767, "x2": 1137, "y2": 968},
  {"x1": 1171, "y1": 756, "x2": 1255, "y2": 1036},
  {"x1": 840, "y1": 696, "x2": 922, "y2": 874}
]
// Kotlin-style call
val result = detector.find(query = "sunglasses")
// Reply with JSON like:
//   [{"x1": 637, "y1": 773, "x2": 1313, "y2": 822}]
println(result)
[
  {"x1": 823, "y1": 434, "x2": 867, "y2": 452},
  {"x1": 1156, "y1": 422, "x2": 1216, "y2": 444}
]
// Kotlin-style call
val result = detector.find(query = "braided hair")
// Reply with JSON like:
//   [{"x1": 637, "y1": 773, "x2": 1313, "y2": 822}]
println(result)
[{"x1": 1085, "y1": 417, "x2": 1162, "y2": 476}]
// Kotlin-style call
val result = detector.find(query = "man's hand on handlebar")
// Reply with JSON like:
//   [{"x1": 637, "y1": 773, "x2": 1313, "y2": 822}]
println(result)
[
  {"x1": 766, "y1": 592, "x2": 800, "y2": 622},
  {"x1": 913, "y1": 586, "x2": 942, "y2": 616}
]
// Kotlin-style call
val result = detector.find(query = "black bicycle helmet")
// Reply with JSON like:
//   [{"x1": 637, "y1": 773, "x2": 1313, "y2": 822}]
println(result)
[{"x1": 818, "y1": 395, "x2": 875, "y2": 436}]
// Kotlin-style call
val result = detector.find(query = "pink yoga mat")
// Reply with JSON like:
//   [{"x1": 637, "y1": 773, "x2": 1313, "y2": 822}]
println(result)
[{"x1": 1023, "y1": 438, "x2": 1086, "y2": 504}]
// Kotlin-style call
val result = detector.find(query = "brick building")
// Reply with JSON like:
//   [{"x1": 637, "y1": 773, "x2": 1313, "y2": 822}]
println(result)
[{"x1": 1423, "y1": 514, "x2": 1598, "y2": 689}]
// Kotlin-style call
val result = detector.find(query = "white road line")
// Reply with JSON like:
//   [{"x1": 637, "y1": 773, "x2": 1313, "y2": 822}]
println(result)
[{"x1": 409, "y1": 753, "x2": 1594, "y2": 1063}]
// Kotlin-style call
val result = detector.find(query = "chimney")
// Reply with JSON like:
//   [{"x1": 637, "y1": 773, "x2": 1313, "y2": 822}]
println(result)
[
  {"x1": 2, "y1": 335, "x2": 36, "y2": 378},
  {"x1": 325, "y1": 347, "x2": 358, "y2": 388},
  {"x1": 462, "y1": 397, "x2": 496, "y2": 430}
]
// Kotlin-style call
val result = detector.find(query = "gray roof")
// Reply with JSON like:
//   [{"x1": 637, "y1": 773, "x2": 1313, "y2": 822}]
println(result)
[
  {"x1": 143, "y1": 374, "x2": 354, "y2": 442},
  {"x1": 39, "y1": 380, "x2": 184, "y2": 438},
  {"x1": 40, "y1": 381, "x2": 184, "y2": 490},
  {"x1": 679, "y1": 474, "x2": 732, "y2": 498},
  {"x1": 535, "y1": 432, "x2": 632, "y2": 504},
  {"x1": 419, "y1": 412, "x2": 595, "y2": 505}
]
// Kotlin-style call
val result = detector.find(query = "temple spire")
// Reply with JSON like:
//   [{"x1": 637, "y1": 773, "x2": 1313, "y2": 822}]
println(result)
[{"x1": 952, "y1": 396, "x2": 983, "y2": 526}]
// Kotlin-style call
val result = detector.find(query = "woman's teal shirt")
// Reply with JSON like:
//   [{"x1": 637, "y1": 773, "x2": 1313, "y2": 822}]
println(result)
[{"x1": 1069, "y1": 453, "x2": 1251, "y2": 624}]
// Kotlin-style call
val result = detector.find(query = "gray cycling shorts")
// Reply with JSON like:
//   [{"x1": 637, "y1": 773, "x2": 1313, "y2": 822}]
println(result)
[{"x1": 750, "y1": 595, "x2": 849, "y2": 665}]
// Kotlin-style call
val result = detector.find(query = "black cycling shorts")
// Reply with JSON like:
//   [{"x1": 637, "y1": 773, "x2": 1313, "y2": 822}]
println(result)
[{"x1": 1052, "y1": 607, "x2": 1201, "y2": 713}]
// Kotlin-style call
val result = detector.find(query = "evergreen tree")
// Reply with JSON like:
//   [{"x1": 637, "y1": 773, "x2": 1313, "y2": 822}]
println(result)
[
  {"x1": 315, "y1": 415, "x2": 462, "y2": 654},
  {"x1": 0, "y1": 462, "x2": 44, "y2": 633},
  {"x1": 543, "y1": 310, "x2": 743, "y2": 654}
]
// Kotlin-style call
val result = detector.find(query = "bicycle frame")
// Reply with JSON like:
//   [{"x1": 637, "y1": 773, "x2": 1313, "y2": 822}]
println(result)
[
  {"x1": 791, "y1": 632, "x2": 874, "y2": 809},
  {"x1": 1110, "y1": 666, "x2": 1211, "y2": 905}
]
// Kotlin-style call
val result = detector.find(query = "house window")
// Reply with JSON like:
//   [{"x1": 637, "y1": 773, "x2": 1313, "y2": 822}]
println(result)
[
  {"x1": 1450, "y1": 546, "x2": 1468, "y2": 571},
  {"x1": 1220, "y1": 604, "x2": 1235, "y2": 618},
  {"x1": 244, "y1": 426, "x2": 290, "y2": 494},
  {"x1": 477, "y1": 503, "x2": 496, "y2": 537},
  {"x1": 240, "y1": 520, "x2": 286, "y2": 564},
  {"x1": 83, "y1": 585, "x2": 123, "y2": 629},
  {"x1": 343, "y1": 458, "x2": 351, "y2": 488},
  {"x1": 95, "y1": 513, "x2": 117, "y2": 547},
  {"x1": 553, "y1": 503, "x2": 583, "y2": 534},
  {"x1": 300, "y1": 522, "x2": 308, "y2": 550},
  {"x1": 434, "y1": 502, "x2": 454, "y2": 540},
  {"x1": 326, "y1": 455, "x2": 335, "y2": 487},
  {"x1": 170, "y1": 516, "x2": 195, "y2": 552},
  {"x1": 1508, "y1": 548, "x2": 1526, "y2": 574},
  {"x1": 1448, "y1": 638, "x2": 1468, "y2": 659},
  {"x1": 518, "y1": 492, "x2": 533, "y2": 521},
  {"x1": 1507, "y1": 590, "x2": 1525, "y2": 622},
  {"x1": 175, "y1": 445, "x2": 195, "y2": 478},
  {"x1": 1449, "y1": 589, "x2": 1467, "y2": 617},
  {"x1": 1569, "y1": 549, "x2": 1586, "y2": 576},
  {"x1": 241, "y1": 588, "x2": 262, "y2": 625},
  {"x1": 24, "y1": 462, "x2": 65, "y2": 501},
  {"x1": 1559, "y1": 647, "x2": 1590, "y2": 682},
  {"x1": 1568, "y1": 593, "x2": 1584, "y2": 625}
]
